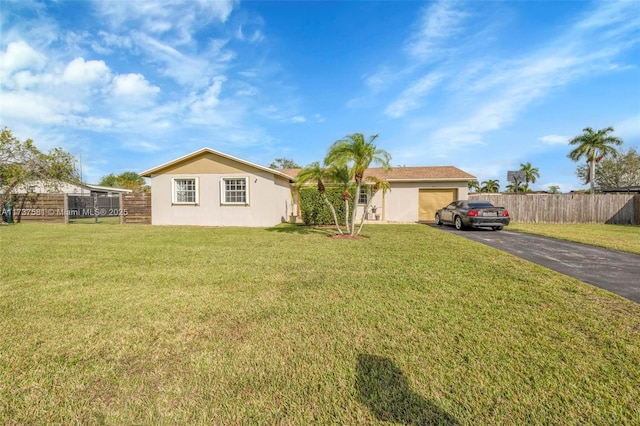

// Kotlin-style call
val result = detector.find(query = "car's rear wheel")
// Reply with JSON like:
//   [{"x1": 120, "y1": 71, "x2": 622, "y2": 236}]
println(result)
[
  {"x1": 492, "y1": 226, "x2": 503, "y2": 231},
  {"x1": 454, "y1": 216, "x2": 464, "y2": 230},
  {"x1": 435, "y1": 213, "x2": 442, "y2": 225}
]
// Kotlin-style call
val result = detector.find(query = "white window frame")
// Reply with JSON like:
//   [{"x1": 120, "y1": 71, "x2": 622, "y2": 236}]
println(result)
[
  {"x1": 172, "y1": 177, "x2": 199, "y2": 205},
  {"x1": 358, "y1": 186, "x2": 369, "y2": 205},
  {"x1": 220, "y1": 177, "x2": 249, "y2": 205}
]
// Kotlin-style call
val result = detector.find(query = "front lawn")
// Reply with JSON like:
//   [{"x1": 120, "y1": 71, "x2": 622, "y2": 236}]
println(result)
[
  {"x1": 509, "y1": 222, "x2": 640, "y2": 254},
  {"x1": 1, "y1": 223, "x2": 639, "y2": 424}
]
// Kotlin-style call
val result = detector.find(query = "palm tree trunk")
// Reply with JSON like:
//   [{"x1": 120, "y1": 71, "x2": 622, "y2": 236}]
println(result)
[
  {"x1": 355, "y1": 188, "x2": 379, "y2": 236},
  {"x1": 590, "y1": 159, "x2": 596, "y2": 194},
  {"x1": 350, "y1": 182, "x2": 361, "y2": 235},
  {"x1": 321, "y1": 193, "x2": 343, "y2": 234},
  {"x1": 344, "y1": 199, "x2": 350, "y2": 234}
]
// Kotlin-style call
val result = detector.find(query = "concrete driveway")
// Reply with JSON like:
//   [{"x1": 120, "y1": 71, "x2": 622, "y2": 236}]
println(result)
[{"x1": 432, "y1": 225, "x2": 640, "y2": 303}]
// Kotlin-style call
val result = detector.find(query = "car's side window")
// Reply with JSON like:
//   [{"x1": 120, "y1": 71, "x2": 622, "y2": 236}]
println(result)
[{"x1": 446, "y1": 202, "x2": 456, "y2": 210}]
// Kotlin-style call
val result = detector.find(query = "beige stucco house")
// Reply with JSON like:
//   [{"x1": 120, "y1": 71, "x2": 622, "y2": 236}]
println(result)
[
  {"x1": 141, "y1": 147, "x2": 475, "y2": 226},
  {"x1": 140, "y1": 148, "x2": 294, "y2": 227},
  {"x1": 283, "y1": 166, "x2": 475, "y2": 223}
]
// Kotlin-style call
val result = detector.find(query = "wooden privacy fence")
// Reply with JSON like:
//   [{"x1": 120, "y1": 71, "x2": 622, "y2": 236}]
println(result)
[
  {"x1": 469, "y1": 193, "x2": 640, "y2": 225},
  {"x1": 3, "y1": 193, "x2": 151, "y2": 224}
]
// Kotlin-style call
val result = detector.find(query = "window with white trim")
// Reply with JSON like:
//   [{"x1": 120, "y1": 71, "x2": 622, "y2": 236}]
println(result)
[
  {"x1": 172, "y1": 178, "x2": 198, "y2": 204},
  {"x1": 358, "y1": 187, "x2": 369, "y2": 204},
  {"x1": 221, "y1": 177, "x2": 248, "y2": 204}
]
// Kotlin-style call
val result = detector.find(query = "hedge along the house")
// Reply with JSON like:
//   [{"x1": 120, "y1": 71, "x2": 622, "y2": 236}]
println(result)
[{"x1": 298, "y1": 187, "x2": 355, "y2": 226}]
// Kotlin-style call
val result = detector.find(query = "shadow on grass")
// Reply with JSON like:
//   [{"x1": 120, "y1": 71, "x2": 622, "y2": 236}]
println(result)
[
  {"x1": 265, "y1": 223, "x2": 336, "y2": 236},
  {"x1": 355, "y1": 354, "x2": 459, "y2": 425}
]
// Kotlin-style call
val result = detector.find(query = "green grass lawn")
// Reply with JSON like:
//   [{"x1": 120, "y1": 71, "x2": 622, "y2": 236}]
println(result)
[
  {"x1": 1, "y1": 223, "x2": 639, "y2": 424},
  {"x1": 509, "y1": 222, "x2": 640, "y2": 254}
]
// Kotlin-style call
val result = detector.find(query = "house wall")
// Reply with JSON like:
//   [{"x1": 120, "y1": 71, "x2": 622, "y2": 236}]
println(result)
[
  {"x1": 150, "y1": 165, "x2": 292, "y2": 227},
  {"x1": 364, "y1": 181, "x2": 469, "y2": 222}
]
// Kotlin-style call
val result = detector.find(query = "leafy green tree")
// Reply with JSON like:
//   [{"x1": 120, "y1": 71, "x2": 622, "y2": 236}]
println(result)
[
  {"x1": 324, "y1": 133, "x2": 391, "y2": 236},
  {"x1": 294, "y1": 162, "x2": 343, "y2": 234},
  {"x1": 98, "y1": 171, "x2": 148, "y2": 192},
  {"x1": 548, "y1": 185, "x2": 561, "y2": 194},
  {"x1": 519, "y1": 162, "x2": 540, "y2": 187},
  {"x1": 480, "y1": 179, "x2": 500, "y2": 193},
  {"x1": 568, "y1": 127, "x2": 622, "y2": 194},
  {"x1": 269, "y1": 158, "x2": 300, "y2": 169},
  {"x1": 1, "y1": 127, "x2": 78, "y2": 221},
  {"x1": 576, "y1": 147, "x2": 640, "y2": 189}
]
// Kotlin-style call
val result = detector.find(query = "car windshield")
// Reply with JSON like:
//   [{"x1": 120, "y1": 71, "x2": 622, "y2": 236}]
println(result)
[{"x1": 468, "y1": 202, "x2": 494, "y2": 208}]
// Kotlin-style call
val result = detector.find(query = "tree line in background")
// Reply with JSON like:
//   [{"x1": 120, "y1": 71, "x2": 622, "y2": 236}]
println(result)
[
  {"x1": 470, "y1": 126, "x2": 638, "y2": 194},
  {"x1": 98, "y1": 172, "x2": 149, "y2": 192}
]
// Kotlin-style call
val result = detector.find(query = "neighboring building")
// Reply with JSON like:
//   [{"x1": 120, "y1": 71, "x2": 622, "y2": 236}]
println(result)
[
  {"x1": 140, "y1": 148, "x2": 294, "y2": 227},
  {"x1": 141, "y1": 147, "x2": 475, "y2": 226},
  {"x1": 15, "y1": 181, "x2": 132, "y2": 196}
]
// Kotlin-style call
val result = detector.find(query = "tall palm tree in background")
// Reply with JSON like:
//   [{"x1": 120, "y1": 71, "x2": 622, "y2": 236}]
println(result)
[
  {"x1": 568, "y1": 127, "x2": 622, "y2": 194},
  {"x1": 294, "y1": 162, "x2": 343, "y2": 234},
  {"x1": 519, "y1": 162, "x2": 540, "y2": 189},
  {"x1": 468, "y1": 179, "x2": 480, "y2": 193},
  {"x1": 480, "y1": 179, "x2": 500, "y2": 193},
  {"x1": 324, "y1": 133, "x2": 391, "y2": 236}
]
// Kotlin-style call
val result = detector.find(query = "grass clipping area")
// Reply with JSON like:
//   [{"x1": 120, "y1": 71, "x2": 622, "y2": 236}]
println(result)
[{"x1": 1, "y1": 223, "x2": 639, "y2": 424}]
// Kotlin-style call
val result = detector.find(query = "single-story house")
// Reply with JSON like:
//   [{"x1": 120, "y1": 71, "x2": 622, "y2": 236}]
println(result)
[
  {"x1": 140, "y1": 148, "x2": 475, "y2": 226},
  {"x1": 282, "y1": 166, "x2": 475, "y2": 223}
]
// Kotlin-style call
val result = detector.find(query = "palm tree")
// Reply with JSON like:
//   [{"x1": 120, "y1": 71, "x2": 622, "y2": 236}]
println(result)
[
  {"x1": 568, "y1": 127, "x2": 622, "y2": 194},
  {"x1": 506, "y1": 181, "x2": 523, "y2": 193},
  {"x1": 294, "y1": 162, "x2": 343, "y2": 234},
  {"x1": 468, "y1": 180, "x2": 480, "y2": 193},
  {"x1": 548, "y1": 185, "x2": 561, "y2": 194},
  {"x1": 325, "y1": 164, "x2": 353, "y2": 234},
  {"x1": 480, "y1": 179, "x2": 500, "y2": 193},
  {"x1": 324, "y1": 133, "x2": 391, "y2": 235},
  {"x1": 519, "y1": 162, "x2": 540, "y2": 188}
]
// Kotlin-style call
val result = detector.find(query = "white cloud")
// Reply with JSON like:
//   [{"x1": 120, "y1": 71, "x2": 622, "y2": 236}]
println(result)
[
  {"x1": 82, "y1": 117, "x2": 113, "y2": 129},
  {"x1": 0, "y1": 40, "x2": 46, "y2": 83},
  {"x1": 63, "y1": 57, "x2": 111, "y2": 86},
  {"x1": 190, "y1": 76, "x2": 226, "y2": 111},
  {"x1": 291, "y1": 116, "x2": 306, "y2": 123},
  {"x1": 0, "y1": 91, "x2": 84, "y2": 125},
  {"x1": 95, "y1": 0, "x2": 238, "y2": 38},
  {"x1": 539, "y1": 135, "x2": 568, "y2": 145},
  {"x1": 385, "y1": 72, "x2": 444, "y2": 118},
  {"x1": 111, "y1": 73, "x2": 160, "y2": 99},
  {"x1": 405, "y1": 1, "x2": 470, "y2": 60}
]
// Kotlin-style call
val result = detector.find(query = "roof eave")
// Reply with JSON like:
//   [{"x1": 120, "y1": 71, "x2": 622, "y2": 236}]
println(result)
[
  {"x1": 140, "y1": 147, "x2": 294, "y2": 180},
  {"x1": 387, "y1": 177, "x2": 476, "y2": 182}
]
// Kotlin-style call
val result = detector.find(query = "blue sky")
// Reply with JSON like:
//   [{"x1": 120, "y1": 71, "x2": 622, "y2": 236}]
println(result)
[{"x1": 1, "y1": 0, "x2": 639, "y2": 191}]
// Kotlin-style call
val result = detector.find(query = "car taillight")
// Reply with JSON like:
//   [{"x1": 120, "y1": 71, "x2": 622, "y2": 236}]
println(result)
[
  {"x1": 468, "y1": 210, "x2": 479, "y2": 217},
  {"x1": 502, "y1": 210, "x2": 510, "y2": 217}
]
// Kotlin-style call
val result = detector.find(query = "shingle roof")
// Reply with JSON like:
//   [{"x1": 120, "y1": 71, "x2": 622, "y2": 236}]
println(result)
[{"x1": 279, "y1": 166, "x2": 475, "y2": 181}]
